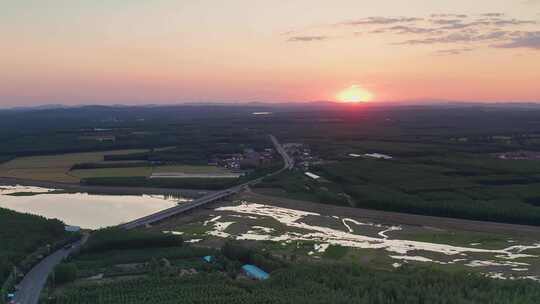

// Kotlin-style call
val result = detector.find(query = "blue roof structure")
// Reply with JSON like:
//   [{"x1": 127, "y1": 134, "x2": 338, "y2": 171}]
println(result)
[
  {"x1": 202, "y1": 256, "x2": 214, "y2": 263},
  {"x1": 242, "y1": 264, "x2": 269, "y2": 280}
]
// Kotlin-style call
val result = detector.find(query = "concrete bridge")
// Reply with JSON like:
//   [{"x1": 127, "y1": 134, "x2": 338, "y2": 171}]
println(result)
[{"x1": 120, "y1": 134, "x2": 293, "y2": 229}]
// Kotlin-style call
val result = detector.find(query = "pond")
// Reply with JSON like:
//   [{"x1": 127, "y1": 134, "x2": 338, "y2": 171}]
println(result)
[{"x1": 0, "y1": 185, "x2": 189, "y2": 229}]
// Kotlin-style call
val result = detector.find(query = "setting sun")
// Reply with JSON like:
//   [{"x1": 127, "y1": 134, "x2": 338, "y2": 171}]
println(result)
[{"x1": 337, "y1": 85, "x2": 374, "y2": 103}]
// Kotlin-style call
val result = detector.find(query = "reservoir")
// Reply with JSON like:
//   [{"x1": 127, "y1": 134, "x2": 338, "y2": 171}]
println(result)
[{"x1": 0, "y1": 185, "x2": 187, "y2": 229}]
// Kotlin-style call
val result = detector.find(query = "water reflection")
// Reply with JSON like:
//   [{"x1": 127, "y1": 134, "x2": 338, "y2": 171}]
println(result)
[{"x1": 0, "y1": 185, "x2": 189, "y2": 229}]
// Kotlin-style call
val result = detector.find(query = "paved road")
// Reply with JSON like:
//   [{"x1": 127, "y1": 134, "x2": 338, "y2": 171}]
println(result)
[
  {"x1": 121, "y1": 135, "x2": 294, "y2": 229},
  {"x1": 13, "y1": 235, "x2": 88, "y2": 304},
  {"x1": 270, "y1": 135, "x2": 294, "y2": 170},
  {"x1": 120, "y1": 188, "x2": 241, "y2": 229}
]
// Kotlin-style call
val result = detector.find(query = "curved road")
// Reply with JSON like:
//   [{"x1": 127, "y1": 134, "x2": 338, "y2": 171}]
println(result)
[{"x1": 12, "y1": 235, "x2": 88, "y2": 304}]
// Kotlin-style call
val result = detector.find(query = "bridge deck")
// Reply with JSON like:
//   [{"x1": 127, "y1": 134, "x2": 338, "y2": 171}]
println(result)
[{"x1": 121, "y1": 135, "x2": 293, "y2": 229}]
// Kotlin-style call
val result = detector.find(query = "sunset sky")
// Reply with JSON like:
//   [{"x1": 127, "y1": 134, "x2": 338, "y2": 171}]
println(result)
[{"x1": 1, "y1": 0, "x2": 540, "y2": 106}]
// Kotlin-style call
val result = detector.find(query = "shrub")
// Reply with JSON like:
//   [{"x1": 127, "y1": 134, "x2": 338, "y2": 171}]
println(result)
[{"x1": 54, "y1": 263, "x2": 78, "y2": 284}]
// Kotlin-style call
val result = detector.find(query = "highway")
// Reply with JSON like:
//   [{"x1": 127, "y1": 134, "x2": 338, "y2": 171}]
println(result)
[
  {"x1": 12, "y1": 235, "x2": 88, "y2": 304},
  {"x1": 120, "y1": 135, "x2": 293, "y2": 229},
  {"x1": 120, "y1": 188, "x2": 241, "y2": 229},
  {"x1": 270, "y1": 135, "x2": 294, "y2": 170}
]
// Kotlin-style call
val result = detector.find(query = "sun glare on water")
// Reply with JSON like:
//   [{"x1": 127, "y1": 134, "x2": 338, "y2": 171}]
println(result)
[{"x1": 337, "y1": 85, "x2": 374, "y2": 103}]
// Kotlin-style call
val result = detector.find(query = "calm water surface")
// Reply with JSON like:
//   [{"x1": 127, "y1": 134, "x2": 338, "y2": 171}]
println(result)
[{"x1": 0, "y1": 185, "x2": 188, "y2": 229}]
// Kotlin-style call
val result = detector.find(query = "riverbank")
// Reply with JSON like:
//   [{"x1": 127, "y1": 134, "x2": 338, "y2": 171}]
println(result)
[{"x1": 0, "y1": 177, "x2": 214, "y2": 198}]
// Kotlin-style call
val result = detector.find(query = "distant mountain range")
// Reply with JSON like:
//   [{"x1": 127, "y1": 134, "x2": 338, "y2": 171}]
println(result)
[{"x1": 3, "y1": 100, "x2": 540, "y2": 112}]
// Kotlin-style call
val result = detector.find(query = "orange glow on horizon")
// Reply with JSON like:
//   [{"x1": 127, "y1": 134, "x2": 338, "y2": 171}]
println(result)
[{"x1": 336, "y1": 85, "x2": 374, "y2": 103}]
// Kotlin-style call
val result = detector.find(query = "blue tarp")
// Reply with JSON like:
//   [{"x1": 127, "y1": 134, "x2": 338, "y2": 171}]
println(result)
[
  {"x1": 242, "y1": 264, "x2": 269, "y2": 280},
  {"x1": 203, "y1": 256, "x2": 213, "y2": 263}
]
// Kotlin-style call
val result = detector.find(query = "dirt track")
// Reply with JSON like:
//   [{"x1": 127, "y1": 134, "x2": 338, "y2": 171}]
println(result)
[{"x1": 240, "y1": 191, "x2": 540, "y2": 237}]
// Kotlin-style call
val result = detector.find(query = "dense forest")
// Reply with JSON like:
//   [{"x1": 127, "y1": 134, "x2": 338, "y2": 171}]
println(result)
[
  {"x1": 44, "y1": 230, "x2": 540, "y2": 304},
  {"x1": 0, "y1": 207, "x2": 66, "y2": 300},
  {"x1": 0, "y1": 208, "x2": 65, "y2": 281},
  {"x1": 48, "y1": 234, "x2": 540, "y2": 304},
  {"x1": 257, "y1": 151, "x2": 540, "y2": 225},
  {"x1": 50, "y1": 266, "x2": 540, "y2": 304}
]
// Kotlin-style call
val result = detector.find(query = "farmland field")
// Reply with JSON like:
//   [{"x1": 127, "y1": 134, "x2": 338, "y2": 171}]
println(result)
[
  {"x1": 71, "y1": 167, "x2": 153, "y2": 179},
  {"x1": 0, "y1": 150, "x2": 148, "y2": 183},
  {"x1": 152, "y1": 165, "x2": 229, "y2": 174},
  {"x1": 71, "y1": 165, "x2": 231, "y2": 180}
]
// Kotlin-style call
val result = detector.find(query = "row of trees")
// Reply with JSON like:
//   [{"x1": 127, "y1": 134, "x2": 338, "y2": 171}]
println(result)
[{"x1": 81, "y1": 228, "x2": 184, "y2": 254}]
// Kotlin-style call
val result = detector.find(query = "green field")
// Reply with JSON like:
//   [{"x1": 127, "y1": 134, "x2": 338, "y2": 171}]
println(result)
[
  {"x1": 70, "y1": 167, "x2": 153, "y2": 179},
  {"x1": 81, "y1": 163, "x2": 282, "y2": 190},
  {"x1": 0, "y1": 150, "x2": 148, "y2": 183},
  {"x1": 153, "y1": 165, "x2": 229, "y2": 174},
  {"x1": 72, "y1": 164, "x2": 229, "y2": 179},
  {"x1": 0, "y1": 150, "x2": 230, "y2": 183}
]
